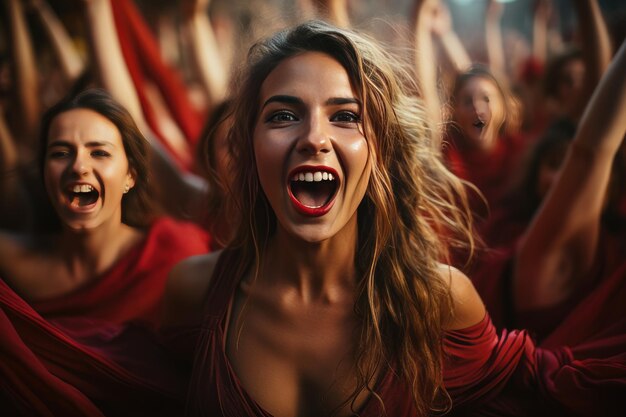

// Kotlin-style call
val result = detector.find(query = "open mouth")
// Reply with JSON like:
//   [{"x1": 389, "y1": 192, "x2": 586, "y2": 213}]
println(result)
[
  {"x1": 472, "y1": 119, "x2": 486, "y2": 129},
  {"x1": 288, "y1": 167, "x2": 339, "y2": 216},
  {"x1": 65, "y1": 184, "x2": 100, "y2": 208}
]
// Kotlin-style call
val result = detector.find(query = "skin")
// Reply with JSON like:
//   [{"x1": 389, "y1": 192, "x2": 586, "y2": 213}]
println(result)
[
  {"x1": 0, "y1": 109, "x2": 143, "y2": 301},
  {"x1": 453, "y1": 76, "x2": 505, "y2": 152},
  {"x1": 164, "y1": 52, "x2": 485, "y2": 417},
  {"x1": 44, "y1": 109, "x2": 135, "y2": 231},
  {"x1": 253, "y1": 52, "x2": 370, "y2": 244}
]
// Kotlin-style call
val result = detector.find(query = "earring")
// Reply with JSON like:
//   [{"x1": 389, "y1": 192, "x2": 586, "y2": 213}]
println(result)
[{"x1": 124, "y1": 184, "x2": 130, "y2": 194}]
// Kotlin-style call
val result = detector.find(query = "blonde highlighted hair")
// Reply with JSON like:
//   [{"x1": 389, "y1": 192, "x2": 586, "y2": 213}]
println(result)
[{"x1": 228, "y1": 20, "x2": 474, "y2": 415}]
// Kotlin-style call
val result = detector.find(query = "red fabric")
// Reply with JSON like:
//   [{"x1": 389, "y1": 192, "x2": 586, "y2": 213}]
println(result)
[
  {"x1": 110, "y1": 0, "x2": 205, "y2": 171},
  {"x1": 445, "y1": 133, "x2": 527, "y2": 215},
  {"x1": 0, "y1": 217, "x2": 208, "y2": 415},
  {"x1": 31, "y1": 217, "x2": 210, "y2": 328},
  {"x1": 178, "y1": 249, "x2": 626, "y2": 417},
  {"x1": 516, "y1": 231, "x2": 626, "y2": 341},
  {"x1": 0, "y1": 280, "x2": 186, "y2": 416}
]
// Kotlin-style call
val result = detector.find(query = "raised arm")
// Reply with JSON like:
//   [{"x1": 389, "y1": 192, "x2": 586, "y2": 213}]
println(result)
[
  {"x1": 532, "y1": 0, "x2": 551, "y2": 65},
  {"x1": 6, "y1": 0, "x2": 40, "y2": 147},
  {"x1": 181, "y1": 0, "x2": 228, "y2": 109},
  {"x1": 82, "y1": 0, "x2": 145, "y2": 129},
  {"x1": 30, "y1": 0, "x2": 85, "y2": 87},
  {"x1": 412, "y1": 0, "x2": 444, "y2": 133},
  {"x1": 514, "y1": 39, "x2": 626, "y2": 311},
  {"x1": 485, "y1": 0, "x2": 506, "y2": 78},
  {"x1": 312, "y1": 0, "x2": 350, "y2": 28},
  {"x1": 430, "y1": 1, "x2": 471, "y2": 74},
  {"x1": 81, "y1": 0, "x2": 208, "y2": 222},
  {"x1": 0, "y1": 106, "x2": 18, "y2": 175},
  {"x1": 568, "y1": 0, "x2": 612, "y2": 122}
]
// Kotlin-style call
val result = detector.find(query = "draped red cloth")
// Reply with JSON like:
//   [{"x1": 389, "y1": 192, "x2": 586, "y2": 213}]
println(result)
[
  {"x1": 0, "y1": 217, "x2": 209, "y2": 415},
  {"x1": 110, "y1": 0, "x2": 205, "y2": 171},
  {"x1": 444, "y1": 133, "x2": 527, "y2": 217},
  {"x1": 179, "y1": 249, "x2": 625, "y2": 416},
  {"x1": 32, "y1": 217, "x2": 210, "y2": 328},
  {"x1": 0, "y1": 288, "x2": 187, "y2": 416}
]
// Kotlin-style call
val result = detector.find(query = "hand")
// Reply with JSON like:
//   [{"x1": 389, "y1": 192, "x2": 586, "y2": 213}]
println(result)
[
  {"x1": 487, "y1": 0, "x2": 504, "y2": 20},
  {"x1": 430, "y1": 2, "x2": 453, "y2": 36}
]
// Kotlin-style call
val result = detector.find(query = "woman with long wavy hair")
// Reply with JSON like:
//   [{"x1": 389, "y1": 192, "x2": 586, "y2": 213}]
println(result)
[{"x1": 163, "y1": 20, "x2": 542, "y2": 416}]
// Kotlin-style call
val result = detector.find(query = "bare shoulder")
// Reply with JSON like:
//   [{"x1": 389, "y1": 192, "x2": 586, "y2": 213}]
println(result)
[
  {"x1": 437, "y1": 264, "x2": 486, "y2": 331},
  {"x1": 161, "y1": 250, "x2": 223, "y2": 327}
]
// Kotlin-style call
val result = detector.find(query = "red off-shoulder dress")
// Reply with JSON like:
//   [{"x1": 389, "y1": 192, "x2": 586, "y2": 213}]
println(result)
[{"x1": 182, "y1": 250, "x2": 625, "y2": 417}]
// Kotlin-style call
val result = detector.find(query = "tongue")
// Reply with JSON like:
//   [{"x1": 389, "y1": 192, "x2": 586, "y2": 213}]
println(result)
[
  {"x1": 70, "y1": 192, "x2": 98, "y2": 207},
  {"x1": 291, "y1": 181, "x2": 335, "y2": 208}
]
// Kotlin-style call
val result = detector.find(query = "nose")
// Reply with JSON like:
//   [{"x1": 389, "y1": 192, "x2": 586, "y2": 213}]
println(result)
[
  {"x1": 472, "y1": 98, "x2": 487, "y2": 117},
  {"x1": 296, "y1": 113, "x2": 332, "y2": 155},
  {"x1": 70, "y1": 151, "x2": 90, "y2": 176}
]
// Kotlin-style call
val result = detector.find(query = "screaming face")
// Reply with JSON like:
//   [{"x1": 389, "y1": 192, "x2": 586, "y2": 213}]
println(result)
[
  {"x1": 454, "y1": 76, "x2": 505, "y2": 152},
  {"x1": 253, "y1": 51, "x2": 371, "y2": 243},
  {"x1": 44, "y1": 108, "x2": 135, "y2": 232}
]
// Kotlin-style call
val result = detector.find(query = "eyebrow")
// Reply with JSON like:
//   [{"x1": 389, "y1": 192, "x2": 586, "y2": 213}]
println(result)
[
  {"x1": 47, "y1": 140, "x2": 116, "y2": 148},
  {"x1": 261, "y1": 95, "x2": 361, "y2": 110}
]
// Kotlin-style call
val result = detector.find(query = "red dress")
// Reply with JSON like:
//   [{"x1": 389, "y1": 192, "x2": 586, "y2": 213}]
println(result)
[
  {"x1": 181, "y1": 250, "x2": 625, "y2": 416},
  {"x1": 32, "y1": 217, "x2": 210, "y2": 328},
  {"x1": 0, "y1": 218, "x2": 209, "y2": 415},
  {"x1": 444, "y1": 133, "x2": 527, "y2": 213}
]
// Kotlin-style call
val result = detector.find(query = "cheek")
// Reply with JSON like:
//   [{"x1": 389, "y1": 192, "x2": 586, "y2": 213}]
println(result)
[{"x1": 43, "y1": 161, "x2": 62, "y2": 194}]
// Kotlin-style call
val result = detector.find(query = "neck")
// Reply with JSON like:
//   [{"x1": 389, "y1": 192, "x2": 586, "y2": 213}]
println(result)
[
  {"x1": 58, "y1": 219, "x2": 139, "y2": 281},
  {"x1": 261, "y1": 215, "x2": 359, "y2": 303}
]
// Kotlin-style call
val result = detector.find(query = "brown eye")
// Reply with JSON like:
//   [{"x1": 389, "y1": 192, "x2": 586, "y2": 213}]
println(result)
[
  {"x1": 267, "y1": 111, "x2": 298, "y2": 123},
  {"x1": 332, "y1": 111, "x2": 360, "y2": 123}
]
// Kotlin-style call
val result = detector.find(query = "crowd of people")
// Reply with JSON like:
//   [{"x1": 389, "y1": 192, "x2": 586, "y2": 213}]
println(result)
[{"x1": 1, "y1": 0, "x2": 625, "y2": 416}]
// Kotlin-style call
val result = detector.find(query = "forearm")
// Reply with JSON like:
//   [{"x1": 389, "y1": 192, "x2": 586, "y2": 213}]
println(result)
[
  {"x1": 83, "y1": 0, "x2": 146, "y2": 130},
  {"x1": 0, "y1": 109, "x2": 18, "y2": 173},
  {"x1": 485, "y1": 0, "x2": 505, "y2": 77},
  {"x1": 514, "y1": 40, "x2": 626, "y2": 309},
  {"x1": 532, "y1": 0, "x2": 549, "y2": 63},
  {"x1": 7, "y1": 0, "x2": 40, "y2": 143},
  {"x1": 439, "y1": 31, "x2": 471, "y2": 73},
  {"x1": 32, "y1": 0, "x2": 85, "y2": 84},
  {"x1": 183, "y1": 6, "x2": 228, "y2": 107},
  {"x1": 570, "y1": 0, "x2": 612, "y2": 121},
  {"x1": 413, "y1": 2, "x2": 442, "y2": 131}
]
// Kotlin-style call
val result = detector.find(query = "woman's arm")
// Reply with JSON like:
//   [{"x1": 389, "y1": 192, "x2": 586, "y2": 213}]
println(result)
[
  {"x1": 312, "y1": 0, "x2": 350, "y2": 28},
  {"x1": 514, "y1": 39, "x2": 626, "y2": 311},
  {"x1": 412, "y1": 0, "x2": 444, "y2": 133},
  {"x1": 30, "y1": 0, "x2": 85, "y2": 86},
  {"x1": 532, "y1": 0, "x2": 551, "y2": 65},
  {"x1": 82, "y1": 0, "x2": 146, "y2": 129},
  {"x1": 485, "y1": 0, "x2": 506, "y2": 78},
  {"x1": 568, "y1": 0, "x2": 612, "y2": 122},
  {"x1": 181, "y1": 0, "x2": 228, "y2": 109},
  {"x1": 0, "y1": 106, "x2": 18, "y2": 174},
  {"x1": 430, "y1": 1, "x2": 471, "y2": 74},
  {"x1": 81, "y1": 0, "x2": 208, "y2": 221},
  {"x1": 6, "y1": 0, "x2": 40, "y2": 148}
]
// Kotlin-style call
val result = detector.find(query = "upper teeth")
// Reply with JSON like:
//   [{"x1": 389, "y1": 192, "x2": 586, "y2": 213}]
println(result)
[
  {"x1": 291, "y1": 171, "x2": 335, "y2": 182},
  {"x1": 72, "y1": 184, "x2": 94, "y2": 193}
]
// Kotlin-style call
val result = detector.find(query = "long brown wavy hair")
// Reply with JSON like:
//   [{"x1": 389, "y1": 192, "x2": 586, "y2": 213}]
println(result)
[{"x1": 227, "y1": 20, "x2": 474, "y2": 416}]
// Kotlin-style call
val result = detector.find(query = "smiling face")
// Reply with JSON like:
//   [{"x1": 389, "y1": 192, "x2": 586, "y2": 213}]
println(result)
[
  {"x1": 44, "y1": 108, "x2": 135, "y2": 232},
  {"x1": 453, "y1": 76, "x2": 505, "y2": 151},
  {"x1": 253, "y1": 51, "x2": 370, "y2": 243}
]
